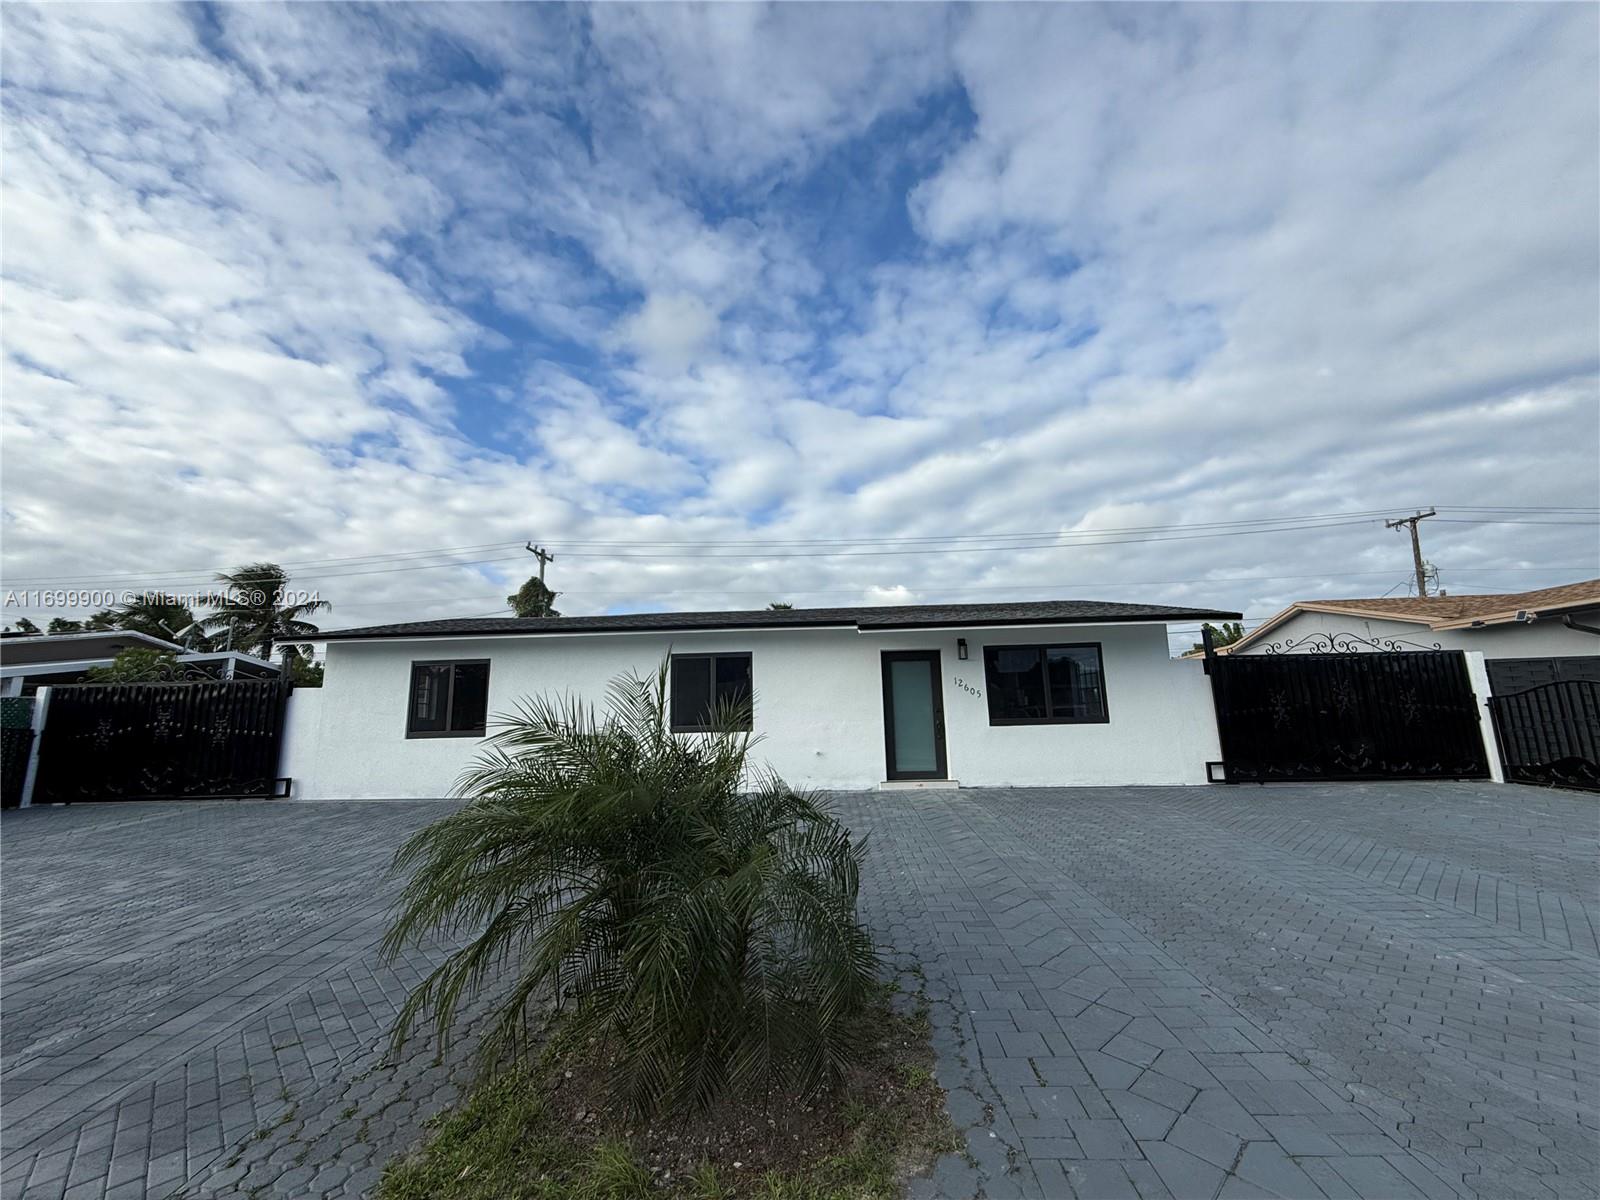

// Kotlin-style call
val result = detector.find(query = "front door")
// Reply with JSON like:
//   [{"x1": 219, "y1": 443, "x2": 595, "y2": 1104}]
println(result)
[{"x1": 881, "y1": 650, "x2": 949, "y2": 781}]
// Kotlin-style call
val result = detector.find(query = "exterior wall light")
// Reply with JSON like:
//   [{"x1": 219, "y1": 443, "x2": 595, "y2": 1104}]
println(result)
[{"x1": 957, "y1": 638, "x2": 969, "y2": 660}]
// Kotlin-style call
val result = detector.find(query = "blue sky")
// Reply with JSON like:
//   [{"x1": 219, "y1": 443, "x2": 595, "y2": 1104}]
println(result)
[{"x1": 2, "y1": 3, "x2": 1597, "y2": 648}]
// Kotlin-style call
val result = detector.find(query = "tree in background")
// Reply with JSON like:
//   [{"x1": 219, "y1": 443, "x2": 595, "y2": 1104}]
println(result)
[
  {"x1": 110, "y1": 594, "x2": 211, "y2": 648},
  {"x1": 767, "y1": 601, "x2": 794, "y2": 610},
  {"x1": 290, "y1": 658, "x2": 325, "y2": 687},
  {"x1": 84, "y1": 648, "x2": 189, "y2": 683},
  {"x1": 506, "y1": 575, "x2": 560, "y2": 618},
  {"x1": 1190, "y1": 620, "x2": 1246, "y2": 654},
  {"x1": 202, "y1": 563, "x2": 330, "y2": 659},
  {"x1": 43, "y1": 612, "x2": 115, "y2": 633}
]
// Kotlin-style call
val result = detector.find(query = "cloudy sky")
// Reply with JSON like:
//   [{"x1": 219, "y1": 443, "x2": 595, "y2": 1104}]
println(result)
[{"x1": 3, "y1": 2, "x2": 1597, "y2": 651}]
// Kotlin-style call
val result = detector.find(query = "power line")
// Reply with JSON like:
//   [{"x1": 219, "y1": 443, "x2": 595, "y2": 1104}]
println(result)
[
  {"x1": 0, "y1": 515, "x2": 1392, "y2": 585},
  {"x1": 0, "y1": 512, "x2": 1403, "y2": 583},
  {"x1": 550, "y1": 565, "x2": 1593, "y2": 599},
  {"x1": 320, "y1": 565, "x2": 1584, "y2": 608},
  {"x1": 1, "y1": 552, "x2": 534, "y2": 589},
  {"x1": 525, "y1": 507, "x2": 1599, "y2": 548},
  {"x1": 3, "y1": 509, "x2": 1594, "y2": 587},
  {"x1": 0, "y1": 540, "x2": 527, "y2": 584},
  {"x1": 535, "y1": 509, "x2": 1417, "y2": 548},
  {"x1": 0, "y1": 510, "x2": 1402, "y2": 582},
  {"x1": 544, "y1": 517, "x2": 1487, "y2": 560}
]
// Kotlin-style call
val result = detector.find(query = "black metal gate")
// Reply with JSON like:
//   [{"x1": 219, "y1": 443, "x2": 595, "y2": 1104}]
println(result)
[
  {"x1": 1209, "y1": 651, "x2": 1490, "y2": 783},
  {"x1": 1489, "y1": 680, "x2": 1600, "y2": 792},
  {"x1": 34, "y1": 681, "x2": 290, "y2": 803},
  {"x1": 2, "y1": 697, "x2": 34, "y2": 809}
]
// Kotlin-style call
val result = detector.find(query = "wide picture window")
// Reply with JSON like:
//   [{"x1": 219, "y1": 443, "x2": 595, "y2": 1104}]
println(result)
[
  {"x1": 406, "y1": 660, "x2": 491, "y2": 737},
  {"x1": 983, "y1": 644, "x2": 1108, "y2": 725},
  {"x1": 670, "y1": 653, "x2": 753, "y2": 732}
]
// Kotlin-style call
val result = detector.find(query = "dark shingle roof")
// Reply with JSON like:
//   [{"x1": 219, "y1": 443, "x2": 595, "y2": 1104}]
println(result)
[{"x1": 315, "y1": 599, "x2": 1241, "y2": 642}]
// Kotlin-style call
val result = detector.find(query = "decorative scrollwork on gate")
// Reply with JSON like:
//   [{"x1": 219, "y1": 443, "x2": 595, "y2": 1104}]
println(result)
[
  {"x1": 1268, "y1": 688, "x2": 1292, "y2": 728},
  {"x1": 1261, "y1": 631, "x2": 1443, "y2": 655},
  {"x1": 1398, "y1": 687, "x2": 1421, "y2": 724}
]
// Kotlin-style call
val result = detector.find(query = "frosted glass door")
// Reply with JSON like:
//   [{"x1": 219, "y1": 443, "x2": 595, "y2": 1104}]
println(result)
[{"x1": 883, "y1": 651, "x2": 947, "y2": 780}]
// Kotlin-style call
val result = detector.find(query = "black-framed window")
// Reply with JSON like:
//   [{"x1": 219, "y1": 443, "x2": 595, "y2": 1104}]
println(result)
[
  {"x1": 670, "y1": 653, "x2": 753, "y2": 732},
  {"x1": 406, "y1": 660, "x2": 490, "y2": 738},
  {"x1": 983, "y1": 644, "x2": 1108, "y2": 725}
]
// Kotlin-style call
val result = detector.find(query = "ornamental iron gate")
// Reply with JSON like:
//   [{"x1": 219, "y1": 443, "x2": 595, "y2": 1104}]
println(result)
[
  {"x1": 1208, "y1": 650, "x2": 1490, "y2": 783},
  {"x1": 1489, "y1": 680, "x2": 1600, "y2": 793},
  {"x1": 33, "y1": 681, "x2": 290, "y2": 803}
]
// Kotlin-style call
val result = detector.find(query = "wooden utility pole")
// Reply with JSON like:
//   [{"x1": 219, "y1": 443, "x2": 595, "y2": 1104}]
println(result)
[
  {"x1": 1385, "y1": 509, "x2": 1437, "y2": 596},
  {"x1": 524, "y1": 542, "x2": 555, "y2": 583}
]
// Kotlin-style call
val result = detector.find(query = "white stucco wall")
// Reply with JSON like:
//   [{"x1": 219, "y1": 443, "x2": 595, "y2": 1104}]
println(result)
[
  {"x1": 280, "y1": 686, "x2": 324, "y2": 791},
  {"x1": 1231, "y1": 608, "x2": 1600, "y2": 660},
  {"x1": 283, "y1": 622, "x2": 1223, "y2": 799}
]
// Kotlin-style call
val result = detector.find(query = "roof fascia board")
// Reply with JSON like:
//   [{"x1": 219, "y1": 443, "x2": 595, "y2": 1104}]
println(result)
[
  {"x1": 314, "y1": 623, "x2": 861, "y2": 646},
  {"x1": 1290, "y1": 602, "x2": 1437, "y2": 625},
  {"x1": 1217, "y1": 604, "x2": 1302, "y2": 653},
  {"x1": 852, "y1": 615, "x2": 1237, "y2": 632},
  {"x1": 0, "y1": 658, "x2": 117, "y2": 677},
  {"x1": 3, "y1": 630, "x2": 183, "y2": 651},
  {"x1": 1432, "y1": 601, "x2": 1600, "y2": 631},
  {"x1": 316, "y1": 612, "x2": 1239, "y2": 646}
]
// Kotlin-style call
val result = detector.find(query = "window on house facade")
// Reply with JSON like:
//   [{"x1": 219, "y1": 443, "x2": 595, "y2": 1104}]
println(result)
[
  {"x1": 983, "y1": 644, "x2": 1108, "y2": 724},
  {"x1": 670, "y1": 653, "x2": 753, "y2": 732},
  {"x1": 406, "y1": 660, "x2": 491, "y2": 737}
]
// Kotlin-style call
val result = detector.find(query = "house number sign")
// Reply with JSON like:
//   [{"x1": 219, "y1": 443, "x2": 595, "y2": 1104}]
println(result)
[{"x1": 952, "y1": 677, "x2": 982, "y2": 698}]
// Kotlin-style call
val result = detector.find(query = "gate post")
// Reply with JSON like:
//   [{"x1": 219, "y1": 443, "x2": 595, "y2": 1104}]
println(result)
[
  {"x1": 1464, "y1": 652, "x2": 1505, "y2": 784},
  {"x1": 19, "y1": 686, "x2": 52, "y2": 808}
]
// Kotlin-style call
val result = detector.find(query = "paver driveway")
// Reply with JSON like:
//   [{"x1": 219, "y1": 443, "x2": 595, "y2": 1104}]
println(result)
[
  {"x1": 2, "y1": 800, "x2": 466, "y2": 1200},
  {"x1": 2, "y1": 782, "x2": 1596, "y2": 1199},
  {"x1": 838, "y1": 783, "x2": 1598, "y2": 1200}
]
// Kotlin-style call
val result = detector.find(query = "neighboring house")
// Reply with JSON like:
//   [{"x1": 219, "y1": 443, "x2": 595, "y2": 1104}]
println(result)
[
  {"x1": 285, "y1": 599, "x2": 1240, "y2": 798},
  {"x1": 0, "y1": 630, "x2": 280, "y2": 696},
  {"x1": 1219, "y1": 579, "x2": 1600, "y2": 692}
]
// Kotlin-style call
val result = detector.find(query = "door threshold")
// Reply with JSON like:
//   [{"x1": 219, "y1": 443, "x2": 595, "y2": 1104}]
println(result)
[{"x1": 878, "y1": 779, "x2": 960, "y2": 791}]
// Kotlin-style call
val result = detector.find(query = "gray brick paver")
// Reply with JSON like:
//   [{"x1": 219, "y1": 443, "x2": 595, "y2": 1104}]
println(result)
[
  {"x1": 6, "y1": 783, "x2": 1595, "y2": 1198},
  {"x1": 837, "y1": 782, "x2": 1595, "y2": 1199},
  {"x1": 1, "y1": 799, "x2": 474, "y2": 1200}
]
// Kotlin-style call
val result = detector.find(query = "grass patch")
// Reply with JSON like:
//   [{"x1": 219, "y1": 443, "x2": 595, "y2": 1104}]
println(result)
[{"x1": 376, "y1": 993, "x2": 957, "y2": 1200}]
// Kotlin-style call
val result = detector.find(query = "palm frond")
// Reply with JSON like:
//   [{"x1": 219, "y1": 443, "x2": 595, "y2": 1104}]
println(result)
[{"x1": 383, "y1": 658, "x2": 878, "y2": 1115}]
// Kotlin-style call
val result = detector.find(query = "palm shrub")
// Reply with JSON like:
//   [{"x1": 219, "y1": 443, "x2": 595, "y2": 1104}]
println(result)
[{"x1": 382, "y1": 661, "x2": 878, "y2": 1115}]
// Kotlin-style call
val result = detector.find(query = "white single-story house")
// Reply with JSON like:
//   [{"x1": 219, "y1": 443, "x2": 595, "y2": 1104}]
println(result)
[
  {"x1": 0, "y1": 630, "x2": 280, "y2": 696},
  {"x1": 284, "y1": 599, "x2": 1242, "y2": 798},
  {"x1": 1214, "y1": 579, "x2": 1600, "y2": 694}
]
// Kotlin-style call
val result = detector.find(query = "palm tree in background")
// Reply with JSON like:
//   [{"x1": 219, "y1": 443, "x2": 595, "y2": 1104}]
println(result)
[
  {"x1": 203, "y1": 563, "x2": 330, "y2": 660},
  {"x1": 113, "y1": 593, "x2": 212, "y2": 648}
]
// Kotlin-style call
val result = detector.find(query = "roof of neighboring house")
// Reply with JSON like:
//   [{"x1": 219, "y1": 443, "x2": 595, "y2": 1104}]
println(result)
[
  {"x1": 315, "y1": 599, "x2": 1242, "y2": 643},
  {"x1": 0, "y1": 629, "x2": 184, "y2": 665},
  {"x1": 1222, "y1": 578, "x2": 1600, "y2": 654}
]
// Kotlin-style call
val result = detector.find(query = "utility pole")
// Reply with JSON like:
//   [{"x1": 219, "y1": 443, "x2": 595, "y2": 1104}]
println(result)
[
  {"x1": 1385, "y1": 509, "x2": 1437, "y2": 597},
  {"x1": 524, "y1": 542, "x2": 555, "y2": 583}
]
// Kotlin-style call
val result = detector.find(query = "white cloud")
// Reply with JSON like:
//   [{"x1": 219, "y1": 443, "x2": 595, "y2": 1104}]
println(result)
[
  {"x1": 0, "y1": 2, "x2": 1594, "y2": 648},
  {"x1": 617, "y1": 292, "x2": 719, "y2": 370}
]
